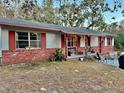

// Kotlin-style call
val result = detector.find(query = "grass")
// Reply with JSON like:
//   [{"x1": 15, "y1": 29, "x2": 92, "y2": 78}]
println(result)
[{"x1": 0, "y1": 61, "x2": 124, "y2": 93}]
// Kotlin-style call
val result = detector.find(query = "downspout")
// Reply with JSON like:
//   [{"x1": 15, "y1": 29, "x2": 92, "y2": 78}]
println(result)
[{"x1": 0, "y1": 26, "x2": 2, "y2": 64}]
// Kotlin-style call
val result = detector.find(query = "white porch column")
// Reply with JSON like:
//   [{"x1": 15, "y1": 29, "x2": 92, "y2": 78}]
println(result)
[
  {"x1": 105, "y1": 37, "x2": 107, "y2": 46},
  {"x1": 112, "y1": 37, "x2": 114, "y2": 46},
  {"x1": 0, "y1": 26, "x2": 2, "y2": 63}
]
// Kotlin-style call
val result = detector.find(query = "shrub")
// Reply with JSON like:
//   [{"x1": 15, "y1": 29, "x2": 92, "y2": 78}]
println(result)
[
  {"x1": 115, "y1": 31, "x2": 124, "y2": 50},
  {"x1": 54, "y1": 49, "x2": 66, "y2": 61}
]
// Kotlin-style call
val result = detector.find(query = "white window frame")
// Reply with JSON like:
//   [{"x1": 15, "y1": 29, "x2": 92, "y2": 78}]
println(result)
[
  {"x1": 101, "y1": 37, "x2": 105, "y2": 46},
  {"x1": 107, "y1": 37, "x2": 112, "y2": 46},
  {"x1": 16, "y1": 32, "x2": 41, "y2": 49},
  {"x1": 67, "y1": 36, "x2": 77, "y2": 48}
]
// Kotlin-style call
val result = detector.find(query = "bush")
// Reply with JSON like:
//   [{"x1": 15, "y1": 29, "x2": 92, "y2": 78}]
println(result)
[
  {"x1": 115, "y1": 31, "x2": 124, "y2": 50},
  {"x1": 54, "y1": 49, "x2": 66, "y2": 61}
]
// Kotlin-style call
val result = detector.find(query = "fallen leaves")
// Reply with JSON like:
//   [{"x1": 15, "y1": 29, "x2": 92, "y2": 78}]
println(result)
[{"x1": 0, "y1": 61, "x2": 123, "y2": 93}]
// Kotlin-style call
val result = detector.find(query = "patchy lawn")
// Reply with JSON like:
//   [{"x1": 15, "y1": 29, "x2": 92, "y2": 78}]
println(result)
[{"x1": 0, "y1": 61, "x2": 124, "y2": 93}]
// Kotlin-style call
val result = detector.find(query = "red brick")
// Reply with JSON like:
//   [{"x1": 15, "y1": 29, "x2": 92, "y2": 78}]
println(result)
[
  {"x1": 77, "y1": 46, "x2": 113, "y2": 55},
  {"x1": 2, "y1": 46, "x2": 114, "y2": 64},
  {"x1": 2, "y1": 48, "x2": 56, "y2": 64}
]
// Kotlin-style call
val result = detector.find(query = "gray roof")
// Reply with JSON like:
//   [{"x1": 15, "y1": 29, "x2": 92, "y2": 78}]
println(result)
[{"x1": 0, "y1": 17, "x2": 114, "y2": 36}]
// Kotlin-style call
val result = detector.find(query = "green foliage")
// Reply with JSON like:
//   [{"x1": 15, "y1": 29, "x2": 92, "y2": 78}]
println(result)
[
  {"x1": 57, "y1": 2, "x2": 84, "y2": 27},
  {"x1": 19, "y1": 0, "x2": 39, "y2": 20},
  {"x1": 115, "y1": 31, "x2": 124, "y2": 50},
  {"x1": 42, "y1": 0, "x2": 55, "y2": 23},
  {"x1": 54, "y1": 49, "x2": 66, "y2": 62},
  {"x1": 81, "y1": 0, "x2": 122, "y2": 31},
  {"x1": 0, "y1": 0, "x2": 123, "y2": 31}
]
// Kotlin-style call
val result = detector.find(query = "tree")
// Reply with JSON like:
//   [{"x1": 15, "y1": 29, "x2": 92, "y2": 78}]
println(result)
[
  {"x1": 81, "y1": 0, "x2": 122, "y2": 30},
  {"x1": 56, "y1": 0, "x2": 84, "y2": 27},
  {"x1": 115, "y1": 31, "x2": 124, "y2": 50},
  {"x1": 0, "y1": 3, "x2": 7, "y2": 17},
  {"x1": 0, "y1": 0, "x2": 123, "y2": 31},
  {"x1": 0, "y1": 0, "x2": 13, "y2": 17},
  {"x1": 41, "y1": 0, "x2": 55, "y2": 23},
  {"x1": 18, "y1": 0, "x2": 37, "y2": 20},
  {"x1": 0, "y1": 0, "x2": 22, "y2": 18}
]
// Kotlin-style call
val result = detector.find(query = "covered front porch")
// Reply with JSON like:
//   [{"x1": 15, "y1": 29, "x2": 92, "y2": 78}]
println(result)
[{"x1": 61, "y1": 34, "x2": 109, "y2": 59}]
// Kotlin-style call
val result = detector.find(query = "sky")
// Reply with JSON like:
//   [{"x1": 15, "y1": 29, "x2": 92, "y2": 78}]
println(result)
[{"x1": 37, "y1": 0, "x2": 124, "y2": 24}]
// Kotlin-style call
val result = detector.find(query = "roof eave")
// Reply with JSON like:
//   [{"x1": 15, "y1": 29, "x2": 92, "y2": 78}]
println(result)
[
  {"x1": 63, "y1": 32, "x2": 106, "y2": 36},
  {"x1": 0, "y1": 23, "x2": 61, "y2": 33}
]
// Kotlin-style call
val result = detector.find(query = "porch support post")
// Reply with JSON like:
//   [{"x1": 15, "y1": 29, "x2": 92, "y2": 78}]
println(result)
[
  {"x1": 77, "y1": 36, "x2": 80, "y2": 48},
  {"x1": 112, "y1": 37, "x2": 114, "y2": 46},
  {"x1": 0, "y1": 26, "x2": 2, "y2": 64},
  {"x1": 98, "y1": 36, "x2": 102, "y2": 53},
  {"x1": 61, "y1": 34, "x2": 65, "y2": 48},
  {"x1": 65, "y1": 34, "x2": 68, "y2": 56}
]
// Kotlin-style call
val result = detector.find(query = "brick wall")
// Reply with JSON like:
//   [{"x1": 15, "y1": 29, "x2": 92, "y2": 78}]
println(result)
[
  {"x1": 2, "y1": 48, "x2": 56, "y2": 64},
  {"x1": 77, "y1": 46, "x2": 113, "y2": 55},
  {"x1": 77, "y1": 47, "x2": 86, "y2": 52},
  {"x1": 91, "y1": 47, "x2": 99, "y2": 52},
  {"x1": 2, "y1": 46, "x2": 114, "y2": 64},
  {"x1": 77, "y1": 47, "x2": 99, "y2": 53},
  {"x1": 101, "y1": 46, "x2": 113, "y2": 55}
]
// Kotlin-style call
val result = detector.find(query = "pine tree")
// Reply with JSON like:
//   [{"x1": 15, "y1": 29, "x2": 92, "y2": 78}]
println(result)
[{"x1": 41, "y1": 0, "x2": 55, "y2": 23}]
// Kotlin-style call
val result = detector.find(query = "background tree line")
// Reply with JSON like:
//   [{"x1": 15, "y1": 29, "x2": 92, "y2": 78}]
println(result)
[{"x1": 0, "y1": 0, "x2": 124, "y2": 50}]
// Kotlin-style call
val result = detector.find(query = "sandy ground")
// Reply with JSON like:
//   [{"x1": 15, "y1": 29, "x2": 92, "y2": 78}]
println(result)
[{"x1": 0, "y1": 61, "x2": 124, "y2": 93}]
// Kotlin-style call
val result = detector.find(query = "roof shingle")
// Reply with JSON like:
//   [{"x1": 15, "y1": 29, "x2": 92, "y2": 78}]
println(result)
[{"x1": 0, "y1": 17, "x2": 114, "y2": 36}]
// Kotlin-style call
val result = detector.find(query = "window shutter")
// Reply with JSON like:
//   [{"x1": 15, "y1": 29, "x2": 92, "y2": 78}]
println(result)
[
  {"x1": 41, "y1": 33, "x2": 46, "y2": 49},
  {"x1": 9, "y1": 31, "x2": 16, "y2": 51}
]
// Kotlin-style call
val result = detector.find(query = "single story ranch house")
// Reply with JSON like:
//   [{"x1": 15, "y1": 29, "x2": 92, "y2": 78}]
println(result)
[{"x1": 0, "y1": 18, "x2": 114, "y2": 64}]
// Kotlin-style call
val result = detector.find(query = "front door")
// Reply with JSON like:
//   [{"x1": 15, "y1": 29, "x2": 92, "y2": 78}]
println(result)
[
  {"x1": 66, "y1": 35, "x2": 77, "y2": 56},
  {"x1": 85, "y1": 36, "x2": 91, "y2": 47}
]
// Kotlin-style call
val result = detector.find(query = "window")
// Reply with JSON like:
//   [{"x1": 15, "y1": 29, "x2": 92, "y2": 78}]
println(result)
[
  {"x1": 101, "y1": 37, "x2": 105, "y2": 46},
  {"x1": 30, "y1": 32, "x2": 41, "y2": 48},
  {"x1": 16, "y1": 32, "x2": 28, "y2": 48},
  {"x1": 67, "y1": 36, "x2": 77, "y2": 47},
  {"x1": 16, "y1": 32, "x2": 41, "y2": 48},
  {"x1": 107, "y1": 37, "x2": 112, "y2": 46}
]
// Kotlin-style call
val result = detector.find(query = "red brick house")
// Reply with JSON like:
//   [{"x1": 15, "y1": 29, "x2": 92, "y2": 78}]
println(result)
[{"x1": 0, "y1": 18, "x2": 114, "y2": 64}]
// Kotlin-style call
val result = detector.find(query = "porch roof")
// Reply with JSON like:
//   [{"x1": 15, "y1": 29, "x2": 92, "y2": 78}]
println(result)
[{"x1": 0, "y1": 17, "x2": 114, "y2": 36}]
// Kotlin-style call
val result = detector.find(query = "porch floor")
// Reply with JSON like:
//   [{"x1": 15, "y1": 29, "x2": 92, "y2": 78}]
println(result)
[
  {"x1": 67, "y1": 53, "x2": 96, "y2": 59},
  {"x1": 67, "y1": 55, "x2": 85, "y2": 59}
]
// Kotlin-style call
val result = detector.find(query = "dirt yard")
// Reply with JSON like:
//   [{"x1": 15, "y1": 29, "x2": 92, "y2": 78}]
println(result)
[{"x1": 0, "y1": 61, "x2": 124, "y2": 93}]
